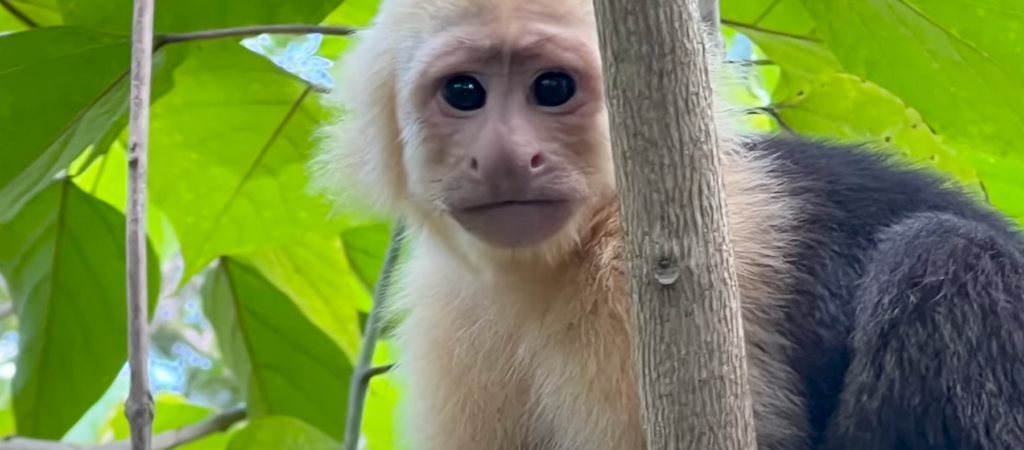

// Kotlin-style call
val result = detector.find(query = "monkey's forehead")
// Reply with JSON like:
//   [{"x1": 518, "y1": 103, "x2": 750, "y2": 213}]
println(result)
[{"x1": 375, "y1": 0, "x2": 594, "y2": 33}]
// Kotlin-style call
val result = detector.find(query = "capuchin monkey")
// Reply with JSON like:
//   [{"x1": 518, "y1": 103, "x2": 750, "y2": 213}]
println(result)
[{"x1": 309, "y1": 0, "x2": 1024, "y2": 448}]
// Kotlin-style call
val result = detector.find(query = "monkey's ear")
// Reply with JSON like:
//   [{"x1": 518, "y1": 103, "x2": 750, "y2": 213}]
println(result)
[{"x1": 309, "y1": 26, "x2": 409, "y2": 217}]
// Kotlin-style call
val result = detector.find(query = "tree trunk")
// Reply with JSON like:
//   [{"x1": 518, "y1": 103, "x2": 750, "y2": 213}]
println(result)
[{"x1": 591, "y1": 0, "x2": 758, "y2": 448}]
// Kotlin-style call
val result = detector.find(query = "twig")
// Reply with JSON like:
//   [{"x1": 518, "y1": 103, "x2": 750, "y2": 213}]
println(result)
[
  {"x1": 721, "y1": 19, "x2": 822, "y2": 42},
  {"x1": 724, "y1": 59, "x2": 775, "y2": 66},
  {"x1": 0, "y1": 0, "x2": 37, "y2": 28},
  {"x1": 0, "y1": 408, "x2": 246, "y2": 450},
  {"x1": 125, "y1": 0, "x2": 155, "y2": 447},
  {"x1": 149, "y1": 407, "x2": 245, "y2": 450},
  {"x1": 155, "y1": 24, "x2": 356, "y2": 48},
  {"x1": 358, "y1": 364, "x2": 394, "y2": 385},
  {"x1": 343, "y1": 221, "x2": 405, "y2": 450}
]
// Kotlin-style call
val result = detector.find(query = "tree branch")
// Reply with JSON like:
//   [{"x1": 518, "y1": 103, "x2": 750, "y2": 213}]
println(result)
[
  {"x1": 592, "y1": 0, "x2": 757, "y2": 447},
  {"x1": 155, "y1": 24, "x2": 356, "y2": 48},
  {"x1": 0, "y1": 407, "x2": 246, "y2": 450},
  {"x1": 724, "y1": 59, "x2": 775, "y2": 66},
  {"x1": 125, "y1": 0, "x2": 155, "y2": 448},
  {"x1": 343, "y1": 221, "x2": 405, "y2": 450},
  {"x1": 0, "y1": 0, "x2": 37, "y2": 28}
]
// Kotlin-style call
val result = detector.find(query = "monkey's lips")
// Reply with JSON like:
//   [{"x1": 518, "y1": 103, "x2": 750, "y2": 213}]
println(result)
[{"x1": 451, "y1": 199, "x2": 575, "y2": 248}]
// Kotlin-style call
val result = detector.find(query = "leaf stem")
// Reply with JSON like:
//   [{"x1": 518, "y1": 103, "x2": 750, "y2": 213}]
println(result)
[
  {"x1": 0, "y1": 0, "x2": 37, "y2": 28},
  {"x1": 721, "y1": 19, "x2": 822, "y2": 42},
  {"x1": 155, "y1": 24, "x2": 356, "y2": 49}
]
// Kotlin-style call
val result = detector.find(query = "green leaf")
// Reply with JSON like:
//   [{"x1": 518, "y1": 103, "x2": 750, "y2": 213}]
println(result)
[
  {"x1": 0, "y1": 409, "x2": 13, "y2": 437},
  {"x1": 149, "y1": 40, "x2": 353, "y2": 282},
  {"x1": 319, "y1": 0, "x2": 380, "y2": 58},
  {"x1": 0, "y1": 0, "x2": 61, "y2": 29},
  {"x1": 241, "y1": 233, "x2": 368, "y2": 359},
  {"x1": 722, "y1": 0, "x2": 819, "y2": 37},
  {"x1": 776, "y1": 72, "x2": 978, "y2": 184},
  {"x1": 962, "y1": 152, "x2": 1024, "y2": 223},
  {"x1": 0, "y1": 179, "x2": 160, "y2": 439},
  {"x1": 323, "y1": 0, "x2": 379, "y2": 26},
  {"x1": 341, "y1": 222, "x2": 392, "y2": 293},
  {"x1": 71, "y1": 142, "x2": 180, "y2": 259},
  {"x1": 0, "y1": 12, "x2": 26, "y2": 33},
  {"x1": 739, "y1": 27, "x2": 841, "y2": 101},
  {"x1": 361, "y1": 374, "x2": 398, "y2": 450},
  {"x1": 226, "y1": 416, "x2": 338, "y2": 450},
  {"x1": 0, "y1": 27, "x2": 129, "y2": 223},
  {"x1": 801, "y1": 0, "x2": 1024, "y2": 159},
  {"x1": 58, "y1": 0, "x2": 341, "y2": 35},
  {"x1": 202, "y1": 258, "x2": 353, "y2": 441}
]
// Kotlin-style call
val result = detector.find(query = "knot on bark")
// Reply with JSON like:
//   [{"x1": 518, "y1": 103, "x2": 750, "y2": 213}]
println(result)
[{"x1": 653, "y1": 254, "x2": 680, "y2": 286}]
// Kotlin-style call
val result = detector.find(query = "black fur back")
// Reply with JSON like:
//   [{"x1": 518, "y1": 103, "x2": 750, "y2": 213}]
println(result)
[{"x1": 744, "y1": 136, "x2": 1024, "y2": 449}]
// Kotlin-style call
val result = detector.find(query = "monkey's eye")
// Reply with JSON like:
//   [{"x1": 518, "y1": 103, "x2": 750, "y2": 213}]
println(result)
[
  {"x1": 442, "y1": 75, "x2": 487, "y2": 111},
  {"x1": 532, "y1": 71, "x2": 576, "y2": 108}
]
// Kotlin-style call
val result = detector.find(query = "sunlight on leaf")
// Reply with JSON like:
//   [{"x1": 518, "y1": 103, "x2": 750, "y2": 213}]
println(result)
[
  {"x1": 802, "y1": 0, "x2": 1024, "y2": 159},
  {"x1": 202, "y1": 258, "x2": 353, "y2": 442},
  {"x1": 241, "y1": 233, "x2": 369, "y2": 359},
  {"x1": 148, "y1": 40, "x2": 355, "y2": 282},
  {"x1": 70, "y1": 142, "x2": 180, "y2": 260},
  {"x1": 776, "y1": 72, "x2": 979, "y2": 185},
  {"x1": 226, "y1": 416, "x2": 337, "y2": 450}
]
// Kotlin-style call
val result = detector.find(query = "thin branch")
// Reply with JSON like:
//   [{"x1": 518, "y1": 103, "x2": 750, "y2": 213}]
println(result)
[
  {"x1": 343, "y1": 221, "x2": 405, "y2": 450},
  {"x1": 746, "y1": 106, "x2": 795, "y2": 134},
  {"x1": 724, "y1": 59, "x2": 775, "y2": 66},
  {"x1": 358, "y1": 363, "x2": 395, "y2": 385},
  {"x1": 149, "y1": 407, "x2": 245, "y2": 450},
  {"x1": 721, "y1": 19, "x2": 822, "y2": 42},
  {"x1": 0, "y1": 407, "x2": 246, "y2": 450},
  {"x1": 125, "y1": 0, "x2": 155, "y2": 447},
  {"x1": 0, "y1": 0, "x2": 37, "y2": 28},
  {"x1": 155, "y1": 24, "x2": 356, "y2": 48}
]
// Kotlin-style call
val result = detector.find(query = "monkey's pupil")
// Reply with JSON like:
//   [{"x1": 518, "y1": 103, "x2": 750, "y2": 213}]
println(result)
[
  {"x1": 533, "y1": 72, "x2": 576, "y2": 107},
  {"x1": 443, "y1": 75, "x2": 486, "y2": 111}
]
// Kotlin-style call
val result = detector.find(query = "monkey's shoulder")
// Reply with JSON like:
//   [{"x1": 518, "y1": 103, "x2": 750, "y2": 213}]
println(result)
[{"x1": 744, "y1": 135, "x2": 1020, "y2": 242}]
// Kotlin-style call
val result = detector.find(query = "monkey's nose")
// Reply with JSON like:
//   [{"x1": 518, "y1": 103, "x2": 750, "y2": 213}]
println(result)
[{"x1": 470, "y1": 148, "x2": 547, "y2": 187}]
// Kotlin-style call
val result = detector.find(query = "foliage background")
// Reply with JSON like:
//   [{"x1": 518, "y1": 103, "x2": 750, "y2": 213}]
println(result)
[{"x1": 0, "y1": 0, "x2": 1022, "y2": 448}]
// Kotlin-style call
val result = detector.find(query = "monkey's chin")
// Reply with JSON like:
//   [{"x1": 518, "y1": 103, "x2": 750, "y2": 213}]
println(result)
[{"x1": 451, "y1": 200, "x2": 575, "y2": 249}]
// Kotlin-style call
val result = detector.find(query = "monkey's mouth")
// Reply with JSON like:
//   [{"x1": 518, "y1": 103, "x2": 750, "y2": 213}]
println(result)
[
  {"x1": 452, "y1": 199, "x2": 575, "y2": 248},
  {"x1": 463, "y1": 199, "x2": 566, "y2": 213}
]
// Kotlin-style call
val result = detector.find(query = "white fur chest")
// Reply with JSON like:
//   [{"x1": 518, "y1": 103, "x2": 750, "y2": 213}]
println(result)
[{"x1": 391, "y1": 247, "x2": 642, "y2": 450}]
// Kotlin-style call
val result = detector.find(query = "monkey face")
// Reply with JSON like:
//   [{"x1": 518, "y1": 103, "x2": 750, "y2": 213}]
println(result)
[
  {"x1": 397, "y1": 9, "x2": 614, "y2": 250},
  {"x1": 313, "y1": 0, "x2": 615, "y2": 257}
]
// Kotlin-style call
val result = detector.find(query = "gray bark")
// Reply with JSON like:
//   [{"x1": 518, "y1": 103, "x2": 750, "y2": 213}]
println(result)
[
  {"x1": 591, "y1": 0, "x2": 758, "y2": 448},
  {"x1": 125, "y1": 0, "x2": 155, "y2": 448}
]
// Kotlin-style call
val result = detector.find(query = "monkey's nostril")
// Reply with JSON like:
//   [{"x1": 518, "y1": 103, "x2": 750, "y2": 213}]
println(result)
[
  {"x1": 530, "y1": 154, "x2": 545, "y2": 169},
  {"x1": 470, "y1": 158, "x2": 479, "y2": 171}
]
